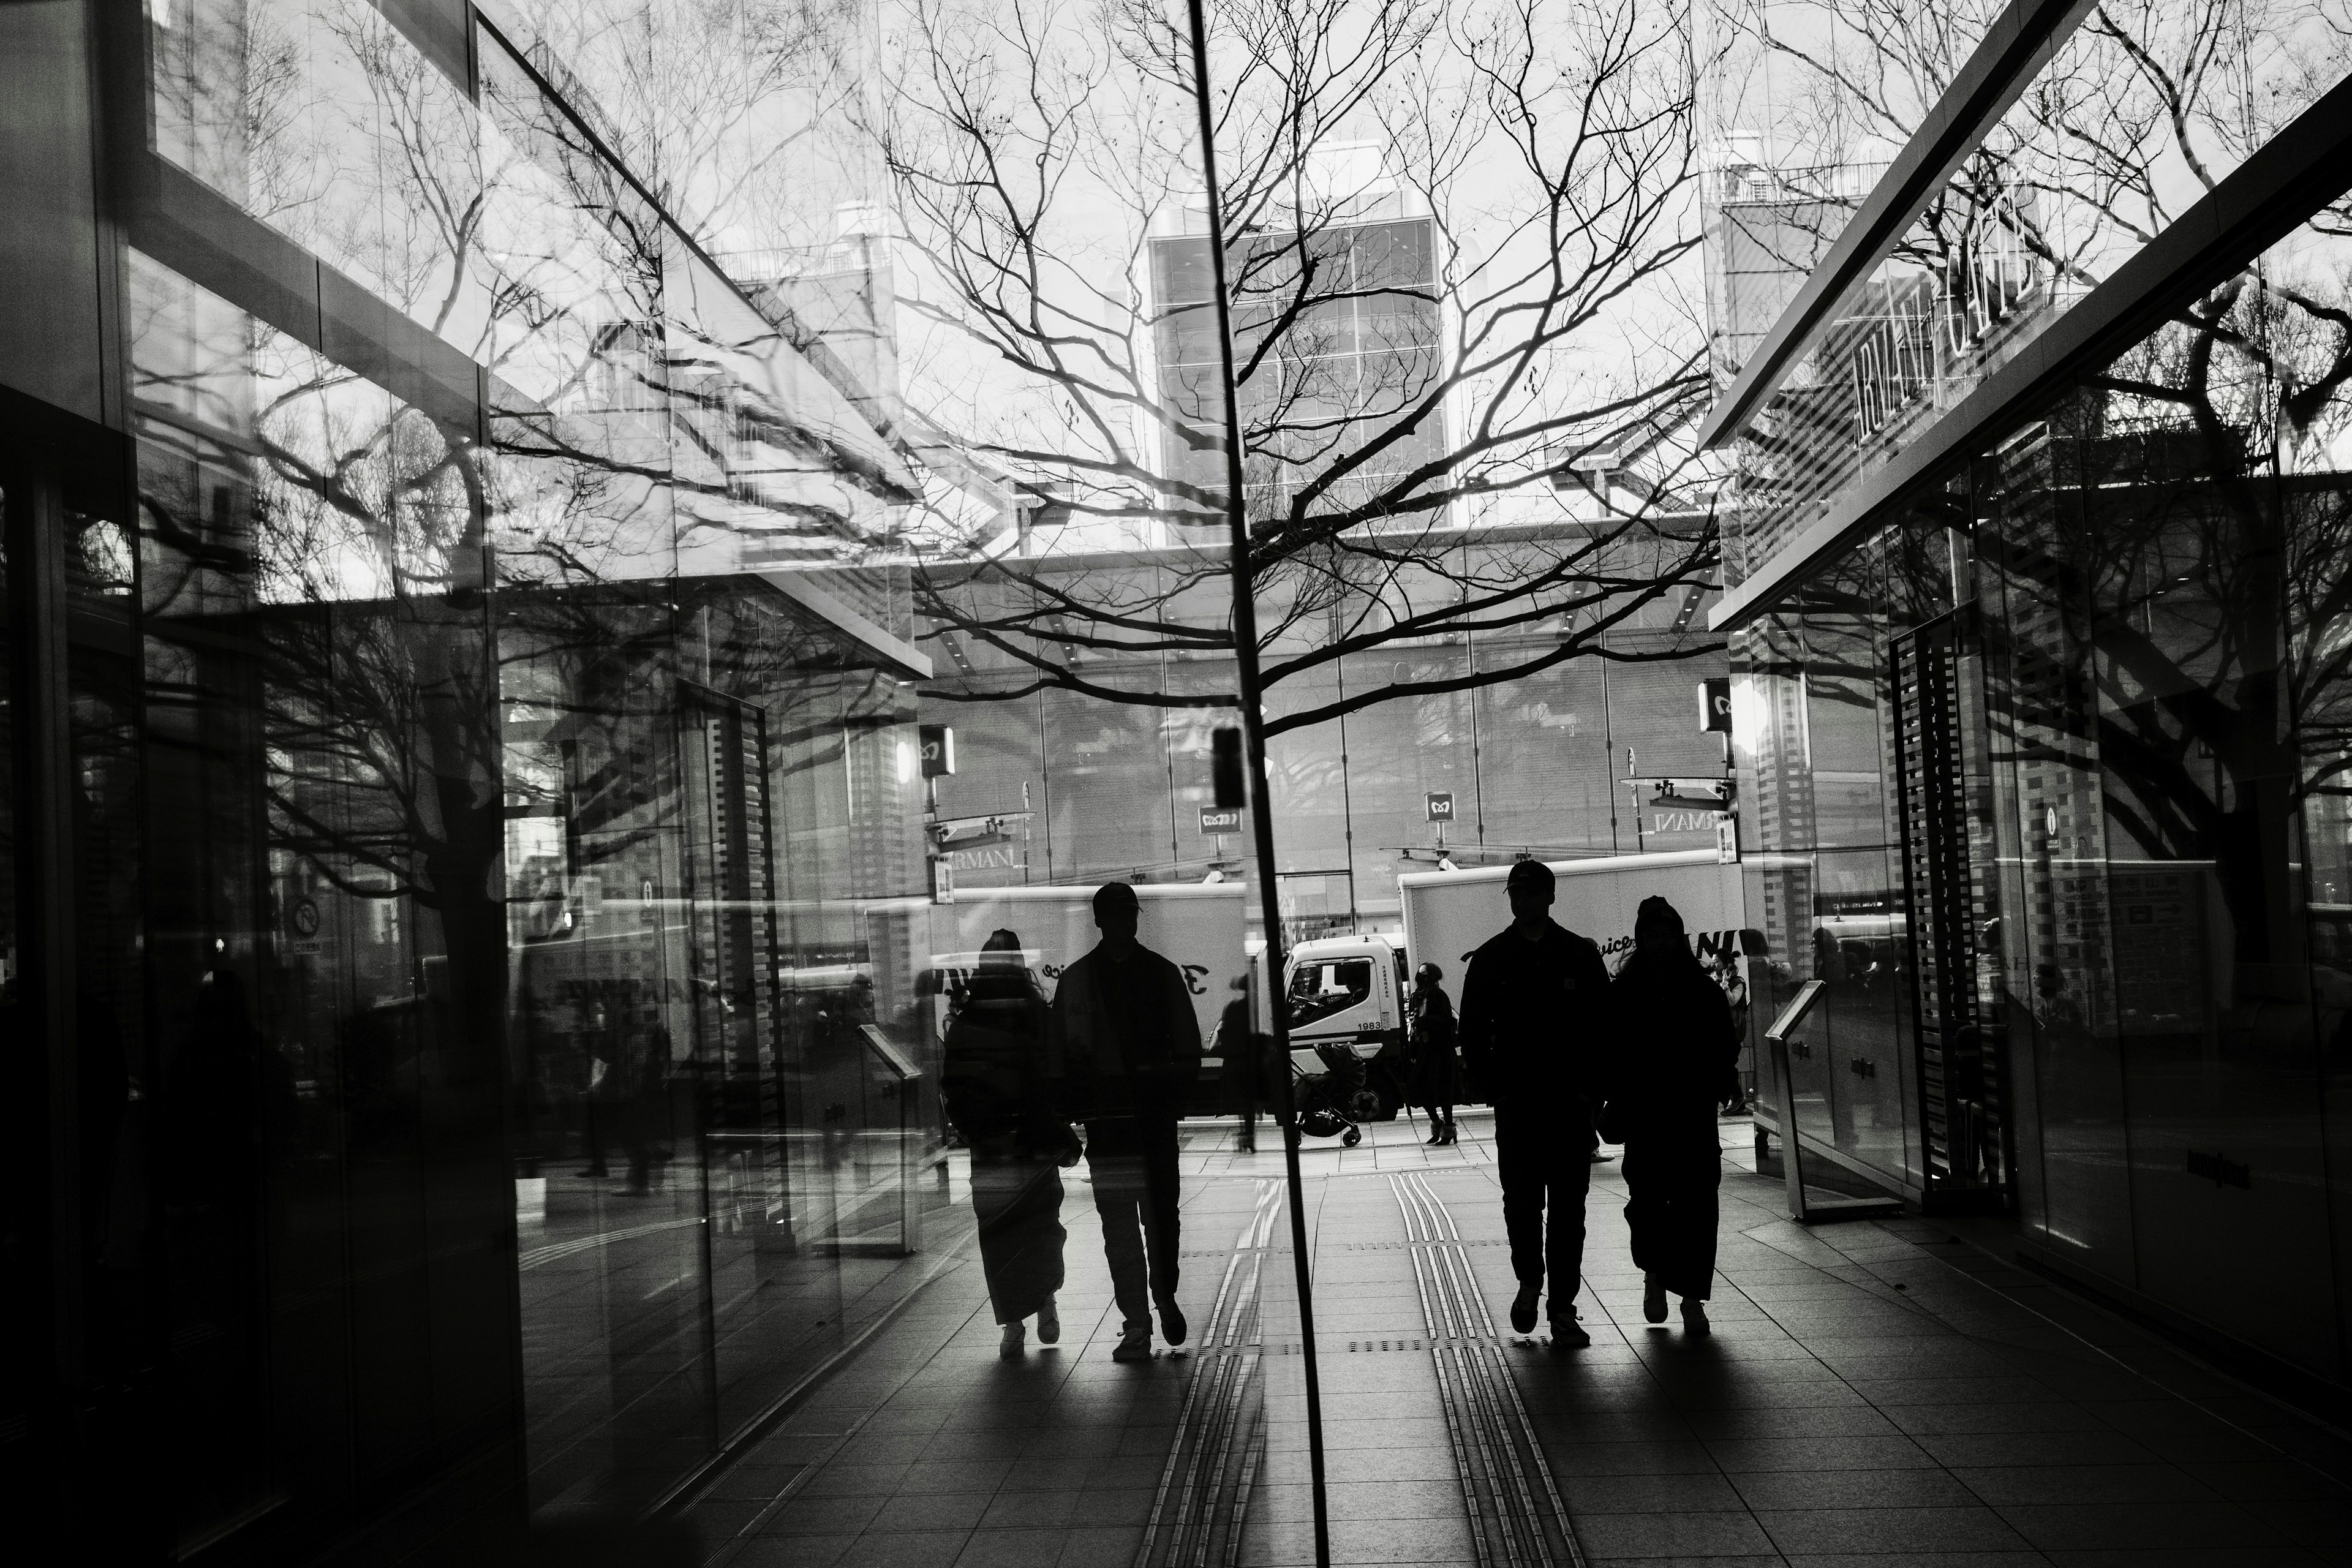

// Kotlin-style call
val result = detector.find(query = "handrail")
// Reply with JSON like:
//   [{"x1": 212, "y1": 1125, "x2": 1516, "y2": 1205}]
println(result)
[
  {"x1": 1763, "y1": 979, "x2": 1902, "y2": 1224},
  {"x1": 858, "y1": 1024, "x2": 924, "y2": 1085},
  {"x1": 1763, "y1": 979, "x2": 1827, "y2": 1047}
]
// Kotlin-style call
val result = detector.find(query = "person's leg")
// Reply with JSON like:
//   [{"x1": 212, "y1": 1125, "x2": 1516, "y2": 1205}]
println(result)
[
  {"x1": 1544, "y1": 1131, "x2": 1594, "y2": 1319},
  {"x1": 1494, "y1": 1114, "x2": 1547, "y2": 1290},
  {"x1": 1137, "y1": 1114, "x2": 1185, "y2": 1340},
  {"x1": 1670, "y1": 1151, "x2": 1722, "y2": 1302},
  {"x1": 1087, "y1": 1120, "x2": 1153, "y2": 1339}
]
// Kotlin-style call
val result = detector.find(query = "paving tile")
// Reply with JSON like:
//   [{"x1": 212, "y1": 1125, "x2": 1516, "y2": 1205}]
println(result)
[
  {"x1": 1324, "y1": 1515, "x2": 1476, "y2": 1563},
  {"x1": 799, "y1": 1463, "x2": 916, "y2": 1498},
  {"x1": 1055, "y1": 1526, "x2": 1143, "y2": 1568},
  {"x1": 1543, "y1": 1439, "x2": 1721, "y2": 1476},
  {"x1": 1953, "y1": 1462, "x2": 2220, "y2": 1506},
  {"x1": 2182, "y1": 1462, "x2": 2352, "y2": 1502},
  {"x1": 1683, "y1": 1406, "x2": 1900, "y2": 1439},
  {"x1": 1570, "y1": 1510, "x2": 1777, "y2": 1557},
  {"x1": 953, "y1": 1527, "x2": 1068, "y2": 1568},
  {"x1": 1757, "y1": 1505, "x2": 2034, "y2": 1555},
  {"x1": 2037, "y1": 1553, "x2": 2329, "y2": 1567},
  {"x1": 1731, "y1": 1468, "x2": 1981, "y2": 1510},
  {"x1": 833, "y1": 1531, "x2": 975, "y2": 1568},
  {"x1": 733, "y1": 1535, "x2": 861, "y2": 1568},
  {"x1": 765, "y1": 1495, "x2": 891, "y2": 1536},
  {"x1": 1913, "y1": 1429, "x2": 2162, "y2": 1468},
  {"x1": 1702, "y1": 1435, "x2": 1939, "y2": 1472},
  {"x1": 1879, "y1": 1401, "x2": 2112, "y2": 1436},
  {"x1": 1994, "y1": 1501, "x2": 2286, "y2": 1551},
  {"x1": 1555, "y1": 1471, "x2": 1748, "y2": 1513}
]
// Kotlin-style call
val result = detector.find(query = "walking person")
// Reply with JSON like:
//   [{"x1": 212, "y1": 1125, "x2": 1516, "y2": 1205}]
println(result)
[
  {"x1": 1050, "y1": 883, "x2": 1202, "y2": 1362},
  {"x1": 1601, "y1": 897, "x2": 1742, "y2": 1335},
  {"x1": 1407, "y1": 962, "x2": 1460, "y2": 1145},
  {"x1": 942, "y1": 930, "x2": 1073, "y2": 1357},
  {"x1": 1458, "y1": 859, "x2": 1613, "y2": 1346}
]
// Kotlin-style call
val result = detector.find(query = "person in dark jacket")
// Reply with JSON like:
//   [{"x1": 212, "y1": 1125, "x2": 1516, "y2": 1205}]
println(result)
[
  {"x1": 1049, "y1": 883, "x2": 1202, "y2": 1362},
  {"x1": 1457, "y1": 859, "x2": 1614, "y2": 1346},
  {"x1": 1407, "y1": 962, "x2": 1460, "y2": 1145},
  {"x1": 942, "y1": 929, "x2": 1072, "y2": 1357},
  {"x1": 1603, "y1": 896, "x2": 1742, "y2": 1334}
]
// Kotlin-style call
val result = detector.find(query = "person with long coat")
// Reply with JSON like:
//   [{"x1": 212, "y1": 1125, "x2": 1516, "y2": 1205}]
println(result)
[
  {"x1": 1602, "y1": 896, "x2": 1743, "y2": 1334},
  {"x1": 941, "y1": 929, "x2": 1072, "y2": 1357},
  {"x1": 1406, "y1": 962, "x2": 1460, "y2": 1145}
]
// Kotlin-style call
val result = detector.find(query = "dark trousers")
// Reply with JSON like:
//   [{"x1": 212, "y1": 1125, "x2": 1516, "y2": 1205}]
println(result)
[
  {"x1": 970, "y1": 1152, "x2": 1066, "y2": 1324},
  {"x1": 1085, "y1": 1115, "x2": 1182, "y2": 1332},
  {"x1": 1495, "y1": 1108, "x2": 1593, "y2": 1306},
  {"x1": 1623, "y1": 1137, "x2": 1721, "y2": 1300}
]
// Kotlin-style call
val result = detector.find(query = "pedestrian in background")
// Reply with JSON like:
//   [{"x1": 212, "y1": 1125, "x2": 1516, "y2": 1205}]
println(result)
[
  {"x1": 942, "y1": 929, "x2": 1072, "y2": 1358},
  {"x1": 1457, "y1": 859, "x2": 1613, "y2": 1346},
  {"x1": 1407, "y1": 962, "x2": 1459, "y2": 1145},
  {"x1": 1601, "y1": 896, "x2": 1741, "y2": 1335}
]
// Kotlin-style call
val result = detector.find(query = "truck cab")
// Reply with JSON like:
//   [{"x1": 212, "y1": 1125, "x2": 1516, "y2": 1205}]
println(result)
[{"x1": 1283, "y1": 935, "x2": 1409, "y2": 1116}]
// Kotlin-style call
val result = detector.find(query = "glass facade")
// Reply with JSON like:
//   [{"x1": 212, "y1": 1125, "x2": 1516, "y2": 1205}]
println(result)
[{"x1": 1729, "y1": 170, "x2": 2352, "y2": 1387}]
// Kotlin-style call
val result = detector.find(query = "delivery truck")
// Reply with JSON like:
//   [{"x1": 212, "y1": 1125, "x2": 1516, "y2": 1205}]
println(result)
[
  {"x1": 924, "y1": 881, "x2": 1251, "y2": 1117},
  {"x1": 1276, "y1": 848, "x2": 1763, "y2": 1115}
]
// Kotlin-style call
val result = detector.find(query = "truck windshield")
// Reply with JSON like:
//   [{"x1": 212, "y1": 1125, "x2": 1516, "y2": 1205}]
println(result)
[{"x1": 1287, "y1": 959, "x2": 1373, "y2": 1028}]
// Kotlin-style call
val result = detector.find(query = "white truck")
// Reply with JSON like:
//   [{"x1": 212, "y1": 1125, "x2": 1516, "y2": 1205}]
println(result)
[
  {"x1": 1278, "y1": 848, "x2": 1762, "y2": 1114},
  {"x1": 925, "y1": 881, "x2": 1251, "y2": 1115}
]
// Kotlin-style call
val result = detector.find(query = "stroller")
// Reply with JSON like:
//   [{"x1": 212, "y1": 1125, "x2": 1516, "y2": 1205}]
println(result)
[{"x1": 1288, "y1": 1039, "x2": 1384, "y2": 1147}]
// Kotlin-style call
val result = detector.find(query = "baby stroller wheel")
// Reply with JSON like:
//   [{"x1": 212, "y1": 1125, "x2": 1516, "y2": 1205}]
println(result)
[{"x1": 1341, "y1": 1126, "x2": 1362, "y2": 1147}]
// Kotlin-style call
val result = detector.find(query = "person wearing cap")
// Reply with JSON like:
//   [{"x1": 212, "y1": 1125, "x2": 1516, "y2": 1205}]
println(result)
[
  {"x1": 1600, "y1": 896, "x2": 1742, "y2": 1333},
  {"x1": 1049, "y1": 883, "x2": 1203, "y2": 1362},
  {"x1": 1406, "y1": 962, "x2": 1460, "y2": 1145},
  {"x1": 1457, "y1": 858, "x2": 1614, "y2": 1345}
]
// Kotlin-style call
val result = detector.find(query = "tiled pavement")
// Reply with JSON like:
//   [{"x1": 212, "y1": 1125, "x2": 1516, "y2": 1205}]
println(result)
[{"x1": 685, "y1": 1112, "x2": 2352, "y2": 1567}]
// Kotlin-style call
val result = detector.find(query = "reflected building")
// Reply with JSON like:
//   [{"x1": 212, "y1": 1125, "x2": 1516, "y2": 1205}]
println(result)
[
  {"x1": 2, "y1": 0, "x2": 953, "y2": 1557},
  {"x1": 1704, "y1": 0, "x2": 2352, "y2": 1402}
]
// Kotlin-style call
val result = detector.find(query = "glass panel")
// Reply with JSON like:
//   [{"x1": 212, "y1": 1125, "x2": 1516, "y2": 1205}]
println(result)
[{"x1": 1707, "y1": 0, "x2": 2352, "y2": 587}]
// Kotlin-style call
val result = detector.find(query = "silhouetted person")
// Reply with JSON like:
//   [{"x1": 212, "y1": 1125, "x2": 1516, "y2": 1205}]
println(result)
[
  {"x1": 943, "y1": 929, "x2": 1072, "y2": 1357},
  {"x1": 1458, "y1": 859, "x2": 1612, "y2": 1346},
  {"x1": 1604, "y1": 897, "x2": 1741, "y2": 1335},
  {"x1": 1050, "y1": 883, "x2": 1201, "y2": 1362},
  {"x1": 1408, "y1": 962, "x2": 1459, "y2": 1145},
  {"x1": 617, "y1": 1025, "x2": 673, "y2": 1196}
]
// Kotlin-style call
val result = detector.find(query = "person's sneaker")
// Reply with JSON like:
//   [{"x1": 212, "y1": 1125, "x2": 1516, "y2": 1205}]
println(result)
[
  {"x1": 1509, "y1": 1283, "x2": 1540, "y2": 1335},
  {"x1": 999, "y1": 1321, "x2": 1025, "y2": 1359},
  {"x1": 1158, "y1": 1300, "x2": 1188, "y2": 1350},
  {"x1": 1680, "y1": 1299, "x2": 1711, "y2": 1335},
  {"x1": 1549, "y1": 1309, "x2": 1590, "y2": 1348},
  {"x1": 1111, "y1": 1329, "x2": 1153, "y2": 1363},
  {"x1": 1035, "y1": 1298, "x2": 1060, "y2": 1345},
  {"x1": 1643, "y1": 1275, "x2": 1667, "y2": 1324}
]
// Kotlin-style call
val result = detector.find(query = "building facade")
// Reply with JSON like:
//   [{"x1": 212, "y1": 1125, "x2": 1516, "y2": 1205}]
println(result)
[
  {"x1": 920, "y1": 533, "x2": 1730, "y2": 940},
  {"x1": 1708, "y1": 0, "x2": 2352, "y2": 1403},
  {"x1": 2, "y1": 0, "x2": 949, "y2": 1558}
]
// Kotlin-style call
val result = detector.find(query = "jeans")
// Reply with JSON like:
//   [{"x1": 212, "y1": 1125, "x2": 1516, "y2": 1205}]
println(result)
[
  {"x1": 1085, "y1": 1114, "x2": 1182, "y2": 1333},
  {"x1": 1495, "y1": 1107, "x2": 1594, "y2": 1308}
]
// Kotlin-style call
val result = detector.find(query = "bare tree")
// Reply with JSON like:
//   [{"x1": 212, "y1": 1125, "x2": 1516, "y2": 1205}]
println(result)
[{"x1": 878, "y1": 0, "x2": 1725, "y2": 736}]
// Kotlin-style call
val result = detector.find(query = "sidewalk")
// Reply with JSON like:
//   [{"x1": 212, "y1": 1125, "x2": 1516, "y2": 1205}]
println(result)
[{"x1": 684, "y1": 1113, "x2": 2352, "y2": 1567}]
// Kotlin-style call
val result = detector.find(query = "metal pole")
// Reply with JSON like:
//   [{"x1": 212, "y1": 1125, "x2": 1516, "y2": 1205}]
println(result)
[{"x1": 1178, "y1": 5, "x2": 1329, "y2": 1564}]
